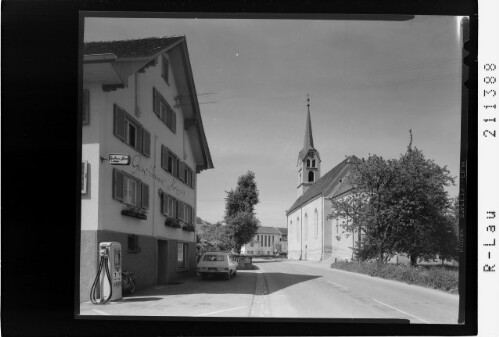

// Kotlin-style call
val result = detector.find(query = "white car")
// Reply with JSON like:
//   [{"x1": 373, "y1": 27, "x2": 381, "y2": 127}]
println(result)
[{"x1": 197, "y1": 251, "x2": 238, "y2": 280}]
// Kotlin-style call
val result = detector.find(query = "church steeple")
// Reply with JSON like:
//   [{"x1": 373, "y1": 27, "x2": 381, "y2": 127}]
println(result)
[
  {"x1": 297, "y1": 94, "x2": 321, "y2": 197},
  {"x1": 303, "y1": 95, "x2": 314, "y2": 149}
]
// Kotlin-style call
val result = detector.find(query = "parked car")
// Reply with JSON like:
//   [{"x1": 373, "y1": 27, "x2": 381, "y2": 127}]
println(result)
[{"x1": 197, "y1": 251, "x2": 238, "y2": 280}]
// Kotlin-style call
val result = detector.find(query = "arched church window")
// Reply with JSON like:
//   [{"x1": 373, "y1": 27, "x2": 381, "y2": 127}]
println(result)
[
  {"x1": 312, "y1": 159, "x2": 316, "y2": 167},
  {"x1": 314, "y1": 209, "x2": 318, "y2": 238},
  {"x1": 304, "y1": 213, "x2": 308, "y2": 241},
  {"x1": 297, "y1": 217, "x2": 300, "y2": 241},
  {"x1": 308, "y1": 171, "x2": 314, "y2": 182},
  {"x1": 306, "y1": 159, "x2": 311, "y2": 167}
]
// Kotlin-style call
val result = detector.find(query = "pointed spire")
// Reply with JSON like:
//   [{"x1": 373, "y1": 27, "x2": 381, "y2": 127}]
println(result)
[
  {"x1": 298, "y1": 94, "x2": 317, "y2": 161},
  {"x1": 303, "y1": 93, "x2": 314, "y2": 149}
]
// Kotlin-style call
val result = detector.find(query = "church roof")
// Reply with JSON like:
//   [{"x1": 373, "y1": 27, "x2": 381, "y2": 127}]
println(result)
[{"x1": 287, "y1": 155, "x2": 359, "y2": 215}]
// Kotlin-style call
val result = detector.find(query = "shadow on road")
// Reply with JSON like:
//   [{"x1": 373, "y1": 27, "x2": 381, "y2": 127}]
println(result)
[
  {"x1": 120, "y1": 297, "x2": 163, "y2": 302},
  {"x1": 124, "y1": 271, "x2": 318, "y2": 298}
]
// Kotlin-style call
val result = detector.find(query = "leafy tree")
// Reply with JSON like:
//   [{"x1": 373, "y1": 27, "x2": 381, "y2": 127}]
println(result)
[
  {"x1": 390, "y1": 139, "x2": 455, "y2": 265},
  {"x1": 329, "y1": 133, "x2": 456, "y2": 266},
  {"x1": 225, "y1": 171, "x2": 259, "y2": 217},
  {"x1": 224, "y1": 171, "x2": 261, "y2": 253},
  {"x1": 196, "y1": 222, "x2": 233, "y2": 255},
  {"x1": 329, "y1": 155, "x2": 400, "y2": 263}
]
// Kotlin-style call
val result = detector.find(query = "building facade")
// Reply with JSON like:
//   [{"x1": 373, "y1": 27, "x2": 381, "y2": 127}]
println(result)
[
  {"x1": 80, "y1": 37, "x2": 213, "y2": 302},
  {"x1": 240, "y1": 226, "x2": 286, "y2": 256},
  {"x1": 286, "y1": 101, "x2": 359, "y2": 262}
]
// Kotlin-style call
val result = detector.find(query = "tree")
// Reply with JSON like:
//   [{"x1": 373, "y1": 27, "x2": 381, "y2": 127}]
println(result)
[
  {"x1": 329, "y1": 155, "x2": 400, "y2": 263},
  {"x1": 224, "y1": 171, "x2": 261, "y2": 253},
  {"x1": 197, "y1": 222, "x2": 233, "y2": 256},
  {"x1": 328, "y1": 132, "x2": 456, "y2": 266},
  {"x1": 225, "y1": 171, "x2": 259, "y2": 217},
  {"x1": 390, "y1": 139, "x2": 455, "y2": 265}
]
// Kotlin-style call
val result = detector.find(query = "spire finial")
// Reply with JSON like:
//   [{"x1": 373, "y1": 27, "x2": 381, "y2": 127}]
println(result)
[{"x1": 306, "y1": 93, "x2": 310, "y2": 109}]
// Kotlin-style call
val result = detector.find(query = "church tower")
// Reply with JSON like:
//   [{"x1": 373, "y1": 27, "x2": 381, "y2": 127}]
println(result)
[{"x1": 297, "y1": 95, "x2": 321, "y2": 197}]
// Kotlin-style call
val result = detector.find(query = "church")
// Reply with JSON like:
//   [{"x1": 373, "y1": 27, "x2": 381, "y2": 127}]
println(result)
[{"x1": 286, "y1": 99, "x2": 360, "y2": 261}]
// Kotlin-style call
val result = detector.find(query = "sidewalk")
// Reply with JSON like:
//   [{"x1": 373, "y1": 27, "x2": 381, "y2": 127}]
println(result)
[{"x1": 79, "y1": 269, "x2": 258, "y2": 317}]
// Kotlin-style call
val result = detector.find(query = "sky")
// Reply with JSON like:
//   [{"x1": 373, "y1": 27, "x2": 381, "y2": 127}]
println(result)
[{"x1": 85, "y1": 15, "x2": 464, "y2": 228}]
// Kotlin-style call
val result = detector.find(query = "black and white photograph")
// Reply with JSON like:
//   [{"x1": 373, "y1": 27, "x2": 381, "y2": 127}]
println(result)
[{"x1": 79, "y1": 14, "x2": 468, "y2": 324}]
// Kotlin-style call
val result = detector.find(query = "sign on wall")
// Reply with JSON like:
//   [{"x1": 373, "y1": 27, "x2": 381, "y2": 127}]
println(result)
[{"x1": 109, "y1": 154, "x2": 130, "y2": 165}]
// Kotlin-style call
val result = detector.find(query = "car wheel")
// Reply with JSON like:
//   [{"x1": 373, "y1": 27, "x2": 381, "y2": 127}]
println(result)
[{"x1": 233, "y1": 269, "x2": 237, "y2": 276}]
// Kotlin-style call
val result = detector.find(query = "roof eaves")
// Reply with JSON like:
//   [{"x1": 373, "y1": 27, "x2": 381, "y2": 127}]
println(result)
[{"x1": 179, "y1": 40, "x2": 214, "y2": 172}]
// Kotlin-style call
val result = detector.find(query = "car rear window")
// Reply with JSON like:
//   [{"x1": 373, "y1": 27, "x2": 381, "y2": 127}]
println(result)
[{"x1": 203, "y1": 254, "x2": 225, "y2": 262}]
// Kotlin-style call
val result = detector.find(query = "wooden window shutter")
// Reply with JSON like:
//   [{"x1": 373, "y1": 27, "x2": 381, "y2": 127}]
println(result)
[
  {"x1": 136, "y1": 178, "x2": 142, "y2": 208},
  {"x1": 141, "y1": 183, "x2": 149, "y2": 210},
  {"x1": 153, "y1": 88, "x2": 160, "y2": 118},
  {"x1": 172, "y1": 110, "x2": 176, "y2": 133},
  {"x1": 82, "y1": 89, "x2": 90, "y2": 125},
  {"x1": 113, "y1": 105, "x2": 125, "y2": 141},
  {"x1": 142, "y1": 129, "x2": 151, "y2": 157},
  {"x1": 173, "y1": 199, "x2": 178, "y2": 218},
  {"x1": 136, "y1": 126, "x2": 143, "y2": 153},
  {"x1": 173, "y1": 157, "x2": 178, "y2": 177},
  {"x1": 161, "y1": 145, "x2": 167, "y2": 170},
  {"x1": 162, "y1": 193, "x2": 168, "y2": 215},
  {"x1": 113, "y1": 169, "x2": 124, "y2": 201},
  {"x1": 178, "y1": 200, "x2": 184, "y2": 220}
]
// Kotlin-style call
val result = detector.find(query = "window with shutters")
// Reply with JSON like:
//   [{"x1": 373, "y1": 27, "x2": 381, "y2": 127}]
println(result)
[
  {"x1": 113, "y1": 104, "x2": 150, "y2": 157},
  {"x1": 113, "y1": 169, "x2": 149, "y2": 210},
  {"x1": 128, "y1": 235, "x2": 140, "y2": 253},
  {"x1": 152, "y1": 88, "x2": 176, "y2": 134},
  {"x1": 82, "y1": 89, "x2": 90, "y2": 125}
]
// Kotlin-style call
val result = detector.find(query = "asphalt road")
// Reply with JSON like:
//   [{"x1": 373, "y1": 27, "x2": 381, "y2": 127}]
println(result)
[
  {"x1": 257, "y1": 260, "x2": 459, "y2": 323},
  {"x1": 79, "y1": 259, "x2": 459, "y2": 323}
]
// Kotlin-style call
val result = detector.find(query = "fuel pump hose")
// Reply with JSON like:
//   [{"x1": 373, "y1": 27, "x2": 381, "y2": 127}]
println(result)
[{"x1": 90, "y1": 255, "x2": 113, "y2": 304}]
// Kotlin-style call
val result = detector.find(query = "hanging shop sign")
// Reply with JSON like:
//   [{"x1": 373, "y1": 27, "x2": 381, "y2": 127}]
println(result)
[{"x1": 109, "y1": 154, "x2": 130, "y2": 165}]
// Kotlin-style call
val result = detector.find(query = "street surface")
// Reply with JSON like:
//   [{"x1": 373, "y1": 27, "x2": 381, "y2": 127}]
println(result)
[{"x1": 79, "y1": 259, "x2": 459, "y2": 323}]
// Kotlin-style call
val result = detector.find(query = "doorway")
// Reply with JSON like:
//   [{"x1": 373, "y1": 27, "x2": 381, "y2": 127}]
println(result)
[{"x1": 157, "y1": 240, "x2": 168, "y2": 285}]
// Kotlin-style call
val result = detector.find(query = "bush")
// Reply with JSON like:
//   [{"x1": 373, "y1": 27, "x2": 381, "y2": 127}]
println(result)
[{"x1": 330, "y1": 261, "x2": 458, "y2": 294}]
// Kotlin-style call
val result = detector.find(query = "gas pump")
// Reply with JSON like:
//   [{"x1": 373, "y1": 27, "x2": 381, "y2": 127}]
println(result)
[{"x1": 90, "y1": 242, "x2": 122, "y2": 304}]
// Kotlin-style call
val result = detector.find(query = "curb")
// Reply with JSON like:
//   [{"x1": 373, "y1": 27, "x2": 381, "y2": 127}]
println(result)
[{"x1": 249, "y1": 270, "x2": 270, "y2": 317}]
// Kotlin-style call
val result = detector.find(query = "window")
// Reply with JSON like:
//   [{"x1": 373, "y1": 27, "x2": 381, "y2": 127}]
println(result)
[
  {"x1": 81, "y1": 161, "x2": 88, "y2": 194},
  {"x1": 306, "y1": 159, "x2": 310, "y2": 167},
  {"x1": 250, "y1": 242, "x2": 254, "y2": 247},
  {"x1": 128, "y1": 234, "x2": 140, "y2": 253},
  {"x1": 162, "y1": 55, "x2": 169, "y2": 85},
  {"x1": 153, "y1": 88, "x2": 176, "y2": 133},
  {"x1": 177, "y1": 242, "x2": 187, "y2": 269},
  {"x1": 314, "y1": 209, "x2": 319, "y2": 239},
  {"x1": 113, "y1": 169, "x2": 149, "y2": 209},
  {"x1": 312, "y1": 159, "x2": 316, "y2": 167},
  {"x1": 297, "y1": 217, "x2": 300, "y2": 241},
  {"x1": 308, "y1": 171, "x2": 314, "y2": 182},
  {"x1": 203, "y1": 254, "x2": 224, "y2": 262},
  {"x1": 113, "y1": 104, "x2": 150, "y2": 157},
  {"x1": 161, "y1": 192, "x2": 177, "y2": 218},
  {"x1": 304, "y1": 214, "x2": 308, "y2": 241},
  {"x1": 82, "y1": 89, "x2": 90, "y2": 125}
]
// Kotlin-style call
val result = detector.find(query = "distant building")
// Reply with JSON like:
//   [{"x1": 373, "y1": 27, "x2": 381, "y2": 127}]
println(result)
[
  {"x1": 80, "y1": 37, "x2": 213, "y2": 302},
  {"x1": 240, "y1": 226, "x2": 285, "y2": 256},
  {"x1": 286, "y1": 99, "x2": 360, "y2": 261}
]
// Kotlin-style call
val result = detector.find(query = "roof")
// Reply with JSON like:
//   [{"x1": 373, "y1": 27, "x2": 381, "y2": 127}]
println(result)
[
  {"x1": 257, "y1": 226, "x2": 284, "y2": 235},
  {"x1": 83, "y1": 36, "x2": 214, "y2": 172},
  {"x1": 277, "y1": 228, "x2": 288, "y2": 235},
  {"x1": 83, "y1": 36, "x2": 184, "y2": 59},
  {"x1": 298, "y1": 106, "x2": 320, "y2": 162},
  {"x1": 287, "y1": 155, "x2": 359, "y2": 215}
]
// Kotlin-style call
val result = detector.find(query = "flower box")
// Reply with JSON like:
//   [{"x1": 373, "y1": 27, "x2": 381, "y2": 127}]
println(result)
[
  {"x1": 165, "y1": 217, "x2": 181, "y2": 228},
  {"x1": 121, "y1": 208, "x2": 147, "y2": 220}
]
